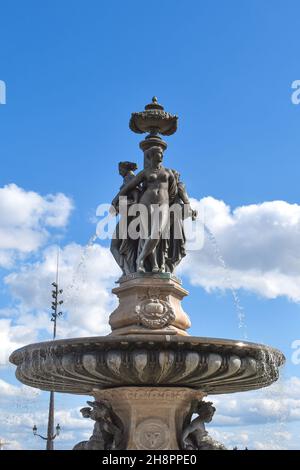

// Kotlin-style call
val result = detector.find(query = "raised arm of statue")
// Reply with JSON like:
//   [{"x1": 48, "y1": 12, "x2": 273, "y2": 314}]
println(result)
[{"x1": 112, "y1": 170, "x2": 145, "y2": 208}]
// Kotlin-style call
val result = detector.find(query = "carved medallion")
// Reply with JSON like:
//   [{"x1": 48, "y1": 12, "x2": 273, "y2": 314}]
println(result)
[
  {"x1": 135, "y1": 288, "x2": 175, "y2": 329},
  {"x1": 135, "y1": 419, "x2": 169, "y2": 450}
]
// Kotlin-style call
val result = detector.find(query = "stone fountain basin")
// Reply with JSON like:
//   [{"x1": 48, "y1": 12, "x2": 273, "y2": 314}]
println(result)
[{"x1": 9, "y1": 335, "x2": 285, "y2": 395}]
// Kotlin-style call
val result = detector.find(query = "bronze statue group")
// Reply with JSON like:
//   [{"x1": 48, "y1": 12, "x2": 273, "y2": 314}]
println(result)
[{"x1": 110, "y1": 146, "x2": 197, "y2": 276}]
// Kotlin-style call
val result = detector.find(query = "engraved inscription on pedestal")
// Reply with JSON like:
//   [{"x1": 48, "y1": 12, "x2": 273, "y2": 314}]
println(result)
[{"x1": 135, "y1": 418, "x2": 170, "y2": 450}]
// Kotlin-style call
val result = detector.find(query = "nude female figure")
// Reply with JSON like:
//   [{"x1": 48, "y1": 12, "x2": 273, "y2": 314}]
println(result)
[{"x1": 111, "y1": 146, "x2": 177, "y2": 273}]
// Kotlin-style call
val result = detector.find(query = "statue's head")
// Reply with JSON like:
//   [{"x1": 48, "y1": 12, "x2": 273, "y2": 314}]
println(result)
[
  {"x1": 145, "y1": 146, "x2": 164, "y2": 167},
  {"x1": 87, "y1": 400, "x2": 112, "y2": 420},
  {"x1": 80, "y1": 406, "x2": 92, "y2": 419},
  {"x1": 196, "y1": 401, "x2": 216, "y2": 423},
  {"x1": 118, "y1": 161, "x2": 137, "y2": 177}
]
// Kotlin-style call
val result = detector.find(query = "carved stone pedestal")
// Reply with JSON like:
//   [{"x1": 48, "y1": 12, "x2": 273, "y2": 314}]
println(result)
[
  {"x1": 109, "y1": 273, "x2": 191, "y2": 336},
  {"x1": 92, "y1": 387, "x2": 205, "y2": 450}
]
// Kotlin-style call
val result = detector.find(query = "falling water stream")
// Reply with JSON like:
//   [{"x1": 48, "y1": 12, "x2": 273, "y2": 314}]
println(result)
[
  {"x1": 63, "y1": 234, "x2": 98, "y2": 305},
  {"x1": 203, "y1": 224, "x2": 248, "y2": 339},
  {"x1": 203, "y1": 225, "x2": 289, "y2": 448}
]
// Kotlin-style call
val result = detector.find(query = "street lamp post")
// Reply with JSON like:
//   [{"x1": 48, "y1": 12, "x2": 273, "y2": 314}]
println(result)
[
  {"x1": 32, "y1": 250, "x2": 63, "y2": 450},
  {"x1": 32, "y1": 423, "x2": 61, "y2": 448}
]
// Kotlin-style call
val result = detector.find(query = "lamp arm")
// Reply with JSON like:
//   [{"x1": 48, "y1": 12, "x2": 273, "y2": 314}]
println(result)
[
  {"x1": 34, "y1": 433, "x2": 58, "y2": 441},
  {"x1": 34, "y1": 433, "x2": 48, "y2": 441}
]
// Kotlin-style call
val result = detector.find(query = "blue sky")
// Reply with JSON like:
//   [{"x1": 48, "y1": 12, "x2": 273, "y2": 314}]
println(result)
[{"x1": 1, "y1": 0, "x2": 300, "y2": 450}]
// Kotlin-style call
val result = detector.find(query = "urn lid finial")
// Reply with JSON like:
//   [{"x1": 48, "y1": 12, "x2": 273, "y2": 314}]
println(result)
[{"x1": 144, "y1": 96, "x2": 164, "y2": 111}]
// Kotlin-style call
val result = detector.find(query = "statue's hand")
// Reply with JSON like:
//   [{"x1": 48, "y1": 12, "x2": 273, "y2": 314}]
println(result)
[{"x1": 185, "y1": 205, "x2": 197, "y2": 220}]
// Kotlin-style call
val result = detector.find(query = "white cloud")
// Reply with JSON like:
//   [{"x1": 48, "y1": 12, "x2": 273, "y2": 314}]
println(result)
[
  {"x1": 0, "y1": 378, "x2": 40, "y2": 400},
  {"x1": 211, "y1": 376, "x2": 300, "y2": 426},
  {"x1": 0, "y1": 406, "x2": 91, "y2": 431},
  {"x1": 0, "y1": 439, "x2": 23, "y2": 450},
  {"x1": 202, "y1": 378, "x2": 300, "y2": 449},
  {"x1": 1, "y1": 242, "x2": 120, "y2": 365},
  {"x1": 0, "y1": 319, "x2": 37, "y2": 366},
  {"x1": 0, "y1": 390, "x2": 94, "y2": 450},
  {"x1": 54, "y1": 408, "x2": 95, "y2": 431},
  {"x1": 180, "y1": 197, "x2": 300, "y2": 301},
  {"x1": 0, "y1": 184, "x2": 73, "y2": 267},
  {"x1": 209, "y1": 427, "x2": 294, "y2": 450}
]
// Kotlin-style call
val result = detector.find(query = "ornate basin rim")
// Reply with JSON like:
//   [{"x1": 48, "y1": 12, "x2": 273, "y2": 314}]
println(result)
[{"x1": 10, "y1": 335, "x2": 285, "y2": 366}]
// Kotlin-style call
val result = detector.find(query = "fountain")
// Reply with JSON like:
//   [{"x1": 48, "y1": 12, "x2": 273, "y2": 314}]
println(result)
[{"x1": 9, "y1": 98, "x2": 285, "y2": 450}]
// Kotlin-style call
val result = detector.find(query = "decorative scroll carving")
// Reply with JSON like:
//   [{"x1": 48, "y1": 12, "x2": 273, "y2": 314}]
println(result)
[{"x1": 135, "y1": 288, "x2": 175, "y2": 329}]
